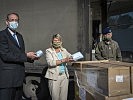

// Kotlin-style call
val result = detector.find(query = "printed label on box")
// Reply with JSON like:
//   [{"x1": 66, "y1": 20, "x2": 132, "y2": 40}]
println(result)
[
  {"x1": 116, "y1": 75, "x2": 123, "y2": 82},
  {"x1": 122, "y1": 98, "x2": 133, "y2": 100}
]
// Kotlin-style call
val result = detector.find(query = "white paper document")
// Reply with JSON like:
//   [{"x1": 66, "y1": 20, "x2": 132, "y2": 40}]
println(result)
[
  {"x1": 72, "y1": 52, "x2": 84, "y2": 61},
  {"x1": 123, "y1": 98, "x2": 133, "y2": 100},
  {"x1": 35, "y1": 50, "x2": 44, "y2": 57}
]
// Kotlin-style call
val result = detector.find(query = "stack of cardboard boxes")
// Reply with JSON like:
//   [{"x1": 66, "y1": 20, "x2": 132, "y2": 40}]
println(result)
[{"x1": 72, "y1": 61, "x2": 133, "y2": 100}]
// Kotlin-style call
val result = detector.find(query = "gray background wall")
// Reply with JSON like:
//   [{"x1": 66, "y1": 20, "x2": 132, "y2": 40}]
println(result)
[{"x1": 0, "y1": 0, "x2": 78, "y2": 64}]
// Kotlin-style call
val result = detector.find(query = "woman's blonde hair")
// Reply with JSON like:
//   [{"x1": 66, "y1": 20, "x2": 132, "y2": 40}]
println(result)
[{"x1": 52, "y1": 33, "x2": 62, "y2": 41}]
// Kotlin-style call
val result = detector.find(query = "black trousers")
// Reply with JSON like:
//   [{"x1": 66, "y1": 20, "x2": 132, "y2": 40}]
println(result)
[{"x1": 0, "y1": 86, "x2": 23, "y2": 100}]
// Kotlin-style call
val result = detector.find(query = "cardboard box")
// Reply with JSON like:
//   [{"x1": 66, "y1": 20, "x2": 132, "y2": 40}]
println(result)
[
  {"x1": 131, "y1": 67, "x2": 133, "y2": 94},
  {"x1": 72, "y1": 60, "x2": 109, "y2": 72},
  {"x1": 73, "y1": 61, "x2": 131, "y2": 96},
  {"x1": 103, "y1": 61, "x2": 133, "y2": 94},
  {"x1": 122, "y1": 98, "x2": 133, "y2": 100},
  {"x1": 73, "y1": 60, "x2": 108, "y2": 85},
  {"x1": 85, "y1": 64, "x2": 130, "y2": 96},
  {"x1": 88, "y1": 89, "x2": 133, "y2": 100},
  {"x1": 75, "y1": 81, "x2": 133, "y2": 100},
  {"x1": 74, "y1": 81, "x2": 95, "y2": 100}
]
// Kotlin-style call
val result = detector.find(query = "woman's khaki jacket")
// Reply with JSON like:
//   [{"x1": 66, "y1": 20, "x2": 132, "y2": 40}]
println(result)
[{"x1": 45, "y1": 47, "x2": 71, "y2": 80}]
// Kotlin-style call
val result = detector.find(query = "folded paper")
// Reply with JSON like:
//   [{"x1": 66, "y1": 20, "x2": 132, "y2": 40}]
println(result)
[
  {"x1": 72, "y1": 52, "x2": 84, "y2": 61},
  {"x1": 36, "y1": 50, "x2": 43, "y2": 57}
]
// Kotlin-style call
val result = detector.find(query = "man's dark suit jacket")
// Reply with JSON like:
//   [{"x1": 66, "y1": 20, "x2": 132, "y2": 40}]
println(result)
[{"x1": 0, "y1": 28, "x2": 31, "y2": 88}]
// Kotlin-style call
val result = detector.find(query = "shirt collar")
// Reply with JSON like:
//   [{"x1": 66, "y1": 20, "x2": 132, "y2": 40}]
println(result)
[
  {"x1": 8, "y1": 28, "x2": 15, "y2": 36},
  {"x1": 51, "y1": 47, "x2": 64, "y2": 51}
]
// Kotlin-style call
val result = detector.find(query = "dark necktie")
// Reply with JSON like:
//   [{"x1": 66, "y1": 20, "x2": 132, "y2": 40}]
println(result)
[{"x1": 13, "y1": 33, "x2": 20, "y2": 46}]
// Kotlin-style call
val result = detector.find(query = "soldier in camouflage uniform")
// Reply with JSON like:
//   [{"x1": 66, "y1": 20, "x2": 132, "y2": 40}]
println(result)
[{"x1": 95, "y1": 27, "x2": 122, "y2": 61}]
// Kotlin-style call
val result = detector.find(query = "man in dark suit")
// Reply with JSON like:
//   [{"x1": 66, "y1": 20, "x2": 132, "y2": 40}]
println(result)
[{"x1": 0, "y1": 13, "x2": 39, "y2": 100}]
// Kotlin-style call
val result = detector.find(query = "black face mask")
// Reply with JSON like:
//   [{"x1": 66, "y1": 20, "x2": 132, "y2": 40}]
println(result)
[{"x1": 103, "y1": 36, "x2": 112, "y2": 41}]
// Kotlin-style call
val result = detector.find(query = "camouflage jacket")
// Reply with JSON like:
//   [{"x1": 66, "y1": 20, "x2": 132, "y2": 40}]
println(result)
[{"x1": 95, "y1": 40, "x2": 122, "y2": 61}]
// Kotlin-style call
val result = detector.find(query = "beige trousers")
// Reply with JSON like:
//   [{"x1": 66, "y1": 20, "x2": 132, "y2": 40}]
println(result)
[{"x1": 48, "y1": 74, "x2": 69, "y2": 100}]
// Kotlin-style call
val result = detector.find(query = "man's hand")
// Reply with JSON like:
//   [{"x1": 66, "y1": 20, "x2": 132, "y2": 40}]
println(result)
[{"x1": 26, "y1": 52, "x2": 39, "y2": 60}]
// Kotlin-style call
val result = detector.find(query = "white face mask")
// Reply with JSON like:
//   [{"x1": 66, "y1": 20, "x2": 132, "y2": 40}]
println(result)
[{"x1": 8, "y1": 21, "x2": 18, "y2": 30}]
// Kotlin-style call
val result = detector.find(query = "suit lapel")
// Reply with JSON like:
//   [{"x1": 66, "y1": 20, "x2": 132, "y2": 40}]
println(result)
[
  {"x1": 53, "y1": 50, "x2": 59, "y2": 59},
  {"x1": 51, "y1": 48, "x2": 64, "y2": 60},
  {"x1": 6, "y1": 29, "x2": 21, "y2": 48}
]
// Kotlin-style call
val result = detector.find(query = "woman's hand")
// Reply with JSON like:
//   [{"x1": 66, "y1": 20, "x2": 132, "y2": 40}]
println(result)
[{"x1": 62, "y1": 57, "x2": 74, "y2": 63}]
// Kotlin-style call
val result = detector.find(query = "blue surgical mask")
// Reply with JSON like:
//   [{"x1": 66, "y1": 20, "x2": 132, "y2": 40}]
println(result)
[{"x1": 8, "y1": 21, "x2": 18, "y2": 30}]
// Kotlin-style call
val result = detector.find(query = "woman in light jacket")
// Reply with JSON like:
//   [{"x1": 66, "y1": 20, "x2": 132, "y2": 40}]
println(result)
[{"x1": 45, "y1": 34, "x2": 72, "y2": 100}]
